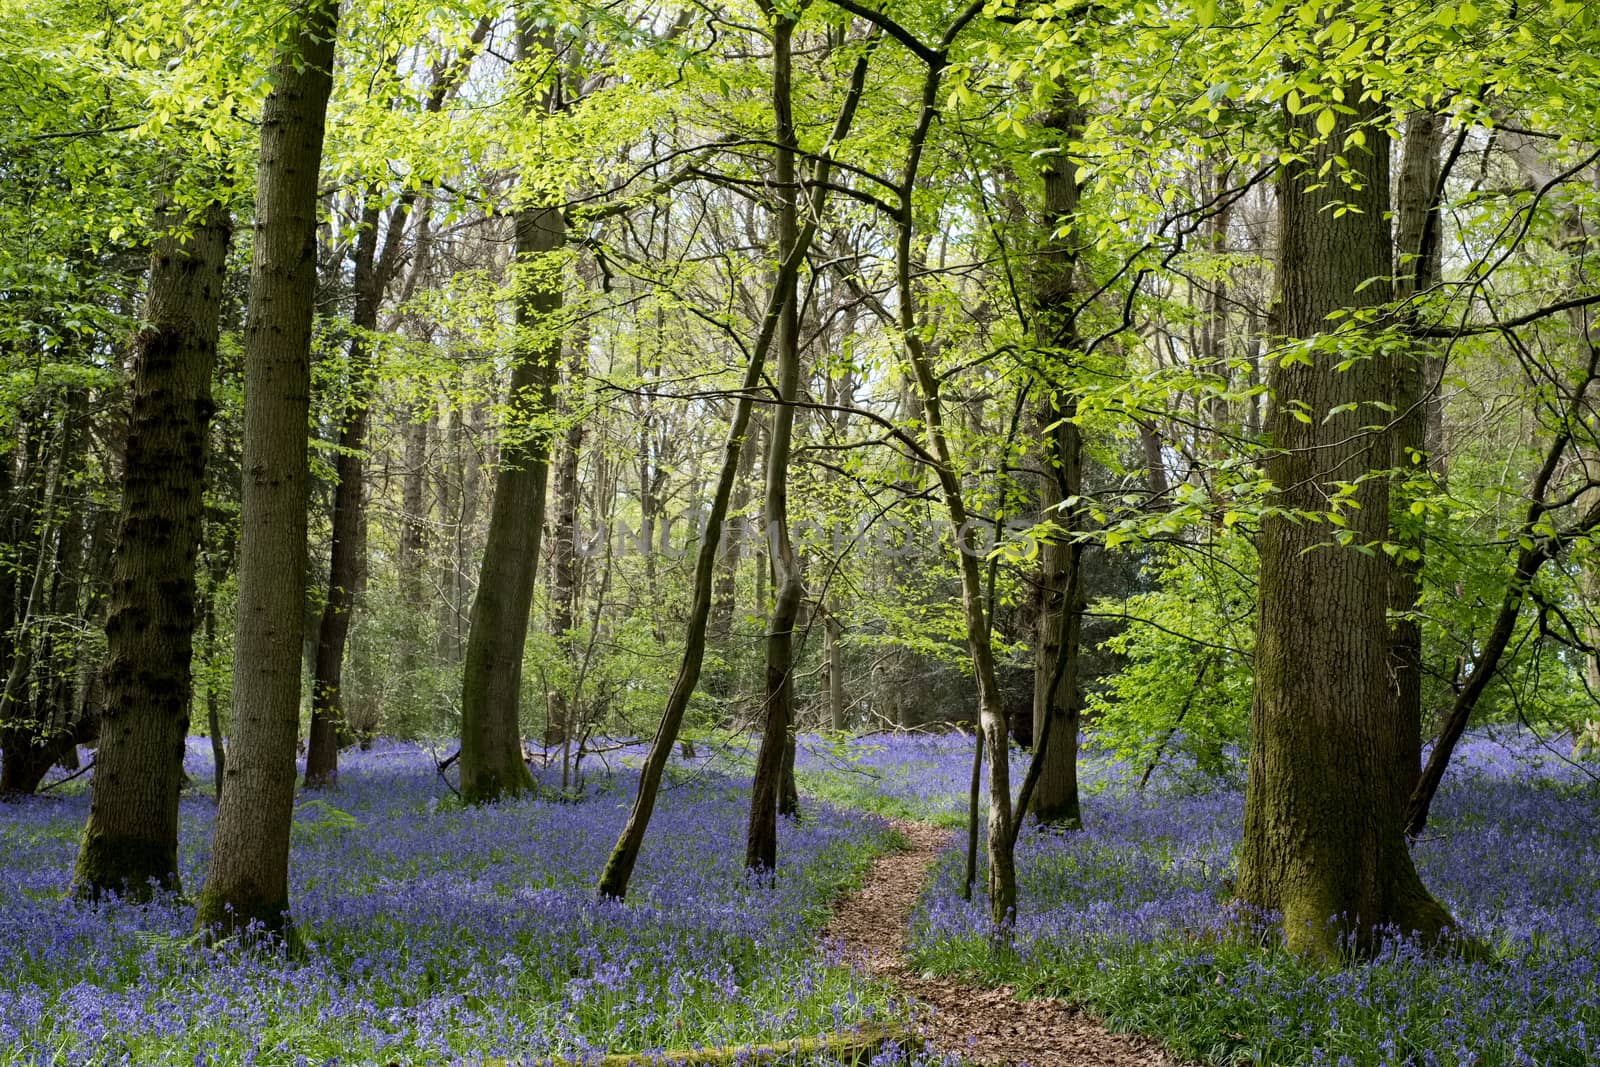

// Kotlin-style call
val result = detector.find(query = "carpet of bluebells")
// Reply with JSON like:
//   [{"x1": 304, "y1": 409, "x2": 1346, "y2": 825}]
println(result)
[
  {"x1": 0, "y1": 740, "x2": 950, "y2": 1066},
  {"x1": 836, "y1": 729, "x2": 1600, "y2": 1066}
]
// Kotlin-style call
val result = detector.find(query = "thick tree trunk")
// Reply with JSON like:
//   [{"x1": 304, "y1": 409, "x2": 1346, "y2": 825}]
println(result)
[
  {"x1": 193, "y1": 0, "x2": 338, "y2": 938},
  {"x1": 75, "y1": 197, "x2": 230, "y2": 898},
  {"x1": 747, "y1": 12, "x2": 804, "y2": 874},
  {"x1": 600, "y1": 50, "x2": 871, "y2": 900},
  {"x1": 1240, "y1": 84, "x2": 1453, "y2": 958}
]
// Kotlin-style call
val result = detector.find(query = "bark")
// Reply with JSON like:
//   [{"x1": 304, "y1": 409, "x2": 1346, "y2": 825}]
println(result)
[
  {"x1": 1388, "y1": 111, "x2": 1444, "y2": 800},
  {"x1": 747, "y1": 11, "x2": 804, "y2": 875},
  {"x1": 1240, "y1": 82, "x2": 1454, "y2": 958},
  {"x1": 1028, "y1": 95, "x2": 1083, "y2": 829},
  {"x1": 599, "y1": 49, "x2": 872, "y2": 900},
  {"x1": 75, "y1": 197, "x2": 230, "y2": 898},
  {"x1": 458, "y1": 201, "x2": 562, "y2": 803},
  {"x1": 193, "y1": 0, "x2": 338, "y2": 938},
  {"x1": 458, "y1": 22, "x2": 566, "y2": 803},
  {"x1": 304, "y1": 200, "x2": 382, "y2": 788}
]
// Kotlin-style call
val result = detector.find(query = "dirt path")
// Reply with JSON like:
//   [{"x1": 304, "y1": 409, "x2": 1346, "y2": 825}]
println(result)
[{"x1": 824, "y1": 821, "x2": 1181, "y2": 1067}]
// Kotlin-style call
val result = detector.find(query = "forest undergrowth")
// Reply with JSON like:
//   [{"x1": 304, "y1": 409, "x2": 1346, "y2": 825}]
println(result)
[
  {"x1": 0, "y1": 740, "x2": 943, "y2": 1066},
  {"x1": 829, "y1": 731, "x2": 1600, "y2": 1067}
]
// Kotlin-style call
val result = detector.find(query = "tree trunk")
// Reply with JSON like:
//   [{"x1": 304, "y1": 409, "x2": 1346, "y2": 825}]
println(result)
[
  {"x1": 193, "y1": 0, "x2": 338, "y2": 938},
  {"x1": 458, "y1": 22, "x2": 565, "y2": 804},
  {"x1": 305, "y1": 200, "x2": 382, "y2": 788},
  {"x1": 547, "y1": 256, "x2": 591, "y2": 748},
  {"x1": 1028, "y1": 95, "x2": 1083, "y2": 829},
  {"x1": 1388, "y1": 111, "x2": 1444, "y2": 800},
  {"x1": 747, "y1": 11, "x2": 804, "y2": 875},
  {"x1": 1240, "y1": 82, "x2": 1453, "y2": 958},
  {"x1": 75, "y1": 197, "x2": 230, "y2": 898}
]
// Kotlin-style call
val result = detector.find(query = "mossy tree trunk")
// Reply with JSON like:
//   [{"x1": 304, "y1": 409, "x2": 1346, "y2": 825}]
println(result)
[
  {"x1": 74, "y1": 196, "x2": 230, "y2": 898},
  {"x1": 1240, "y1": 81, "x2": 1454, "y2": 958},
  {"x1": 193, "y1": 0, "x2": 338, "y2": 938}
]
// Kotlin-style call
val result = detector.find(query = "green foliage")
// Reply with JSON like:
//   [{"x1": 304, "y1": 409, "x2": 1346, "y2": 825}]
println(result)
[{"x1": 1086, "y1": 539, "x2": 1254, "y2": 787}]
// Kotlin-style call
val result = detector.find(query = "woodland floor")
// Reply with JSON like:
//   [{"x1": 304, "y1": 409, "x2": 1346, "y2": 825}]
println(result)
[{"x1": 823, "y1": 821, "x2": 1183, "y2": 1067}]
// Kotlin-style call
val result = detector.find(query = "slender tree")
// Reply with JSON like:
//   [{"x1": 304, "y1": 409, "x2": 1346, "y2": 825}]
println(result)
[
  {"x1": 193, "y1": 0, "x2": 339, "y2": 937},
  {"x1": 599, "y1": 46, "x2": 872, "y2": 899},
  {"x1": 746, "y1": 4, "x2": 805, "y2": 874}
]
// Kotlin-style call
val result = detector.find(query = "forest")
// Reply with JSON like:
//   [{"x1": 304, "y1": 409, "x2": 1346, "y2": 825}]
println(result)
[{"x1": 3, "y1": 0, "x2": 1600, "y2": 1061}]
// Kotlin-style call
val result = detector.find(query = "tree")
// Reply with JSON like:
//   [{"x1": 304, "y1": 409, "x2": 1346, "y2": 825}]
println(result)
[
  {"x1": 746, "y1": 3, "x2": 804, "y2": 875},
  {"x1": 456, "y1": 19, "x2": 564, "y2": 805},
  {"x1": 599, "y1": 44, "x2": 872, "y2": 900},
  {"x1": 1028, "y1": 94, "x2": 1085, "y2": 829},
  {"x1": 74, "y1": 194, "x2": 231, "y2": 898},
  {"x1": 1238, "y1": 73, "x2": 1454, "y2": 957},
  {"x1": 193, "y1": 0, "x2": 339, "y2": 937}
]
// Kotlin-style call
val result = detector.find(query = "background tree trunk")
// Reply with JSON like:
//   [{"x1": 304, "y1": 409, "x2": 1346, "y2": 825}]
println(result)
[
  {"x1": 1388, "y1": 111, "x2": 1444, "y2": 799},
  {"x1": 305, "y1": 199, "x2": 383, "y2": 788}
]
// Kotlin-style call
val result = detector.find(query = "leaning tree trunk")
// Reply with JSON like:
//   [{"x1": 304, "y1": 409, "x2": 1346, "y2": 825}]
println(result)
[
  {"x1": 1239, "y1": 81, "x2": 1454, "y2": 958},
  {"x1": 1028, "y1": 95, "x2": 1086, "y2": 828},
  {"x1": 746, "y1": 10, "x2": 805, "y2": 875},
  {"x1": 74, "y1": 197, "x2": 231, "y2": 898},
  {"x1": 193, "y1": 0, "x2": 338, "y2": 938}
]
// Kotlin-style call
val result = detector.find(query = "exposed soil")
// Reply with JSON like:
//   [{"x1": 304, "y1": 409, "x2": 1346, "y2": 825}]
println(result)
[{"x1": 823, "y1": 820, "x2": 1184, "y2": 1067}]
